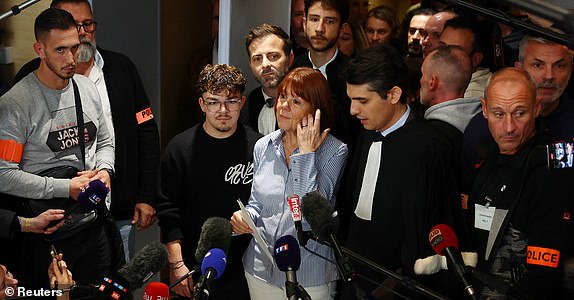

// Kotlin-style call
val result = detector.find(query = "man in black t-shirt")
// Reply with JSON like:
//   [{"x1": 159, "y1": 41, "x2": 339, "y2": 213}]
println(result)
[{"x1": 156, "y1": 64, "x2": 262, "y2": 299}]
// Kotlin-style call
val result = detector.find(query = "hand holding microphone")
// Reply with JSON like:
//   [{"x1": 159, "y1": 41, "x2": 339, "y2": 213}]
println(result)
[
  {"x1": 44, "y1": 179, "x2": 108, "y2": 230},
  {"x1": 429, "y1": 224, "x2": 477, "y2": 300},
  {"x1": 169, "y1": 260, "x2": 194, "y2": 298},
  {"x1": 169, "y1": 217, "x2": 232, "y2": 298}
]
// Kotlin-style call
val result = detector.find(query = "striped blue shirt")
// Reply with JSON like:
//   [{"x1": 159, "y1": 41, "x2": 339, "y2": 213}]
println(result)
[{"x1": 243, "y1": 130, "x2": 348, "y2": 287}]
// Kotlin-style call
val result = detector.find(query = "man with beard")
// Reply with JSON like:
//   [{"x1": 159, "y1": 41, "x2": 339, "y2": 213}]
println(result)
[
  {"x1": 13, "y1": 0, "x2": 160, "y2": 262},
  {"x1": 156, "y1": 64, "x2": 261, "y2": 299},
  {"x1": 462, "y1": 36, "x2": 574, "y2": 193},
  {"x1": 0, "y1": 8, "x2": 114, "y2": 288},
  {"x1": 364, "y1": 5, "x2": 397, "y2": 47},
  {"x1": 293, "y1": 0, "x2": 358, "y2": 146},
  {"x1": 242, "y1": 23, "x2": 293, "y2": 135},
  {"x1": 406, "y1": 8, "x2": 434, "y2": 57}
]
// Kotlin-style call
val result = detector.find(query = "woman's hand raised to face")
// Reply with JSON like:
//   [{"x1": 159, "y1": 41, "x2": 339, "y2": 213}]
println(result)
[{"x1": 297, "y1": 109, "x2": 330, "y2": 154}]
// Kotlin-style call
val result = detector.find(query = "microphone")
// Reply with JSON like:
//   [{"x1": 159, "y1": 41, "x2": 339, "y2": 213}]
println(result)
[
  {"x1": 193, "y1": 248, "x2": 227, "y2": 300},
  {"x1": 168, "y1": 265, "x2": 199, "y2": 289},
  {"x1": 169, "y1": 217, "x2": 231, "y2": 290},
  {"x1": 44, "y1": 179, "x2": 108, "y2": 229},
  {"x1": 301, "y1": 191, "x2": 355, "y2": 282},
  {"x1": 69, "y1": 241, "x2": 168, "y2": 299},
  {"x1": 429, "y1": 224, "x2": 477, "y2": 300},
  {"x1": 274, "y1": 235, "x2": 311, "y2": 300},
  {"x1": 117, "y1": 240, "x2": 168, "y2": 290},
  {"x1": 143, "y1": 282, "x2": 170, "y2": 300},
  {"x1": 194, "y1": 217, "x2": 232, "y2": 262},
  {"x1": 288, "y1": 195, "x2": 311, "y2": 246}
]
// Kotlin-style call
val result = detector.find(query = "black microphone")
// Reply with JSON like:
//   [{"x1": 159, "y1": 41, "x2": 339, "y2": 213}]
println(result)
[
  {"x1": 69, "y1": 241, "x2": 168, "y2": 299},
  {"x1": 193, "y1": 248, "x2": 227, "y2": 300},
  {"x1": 194, "y1": 217, "x2": 232, "y2": 263},
  {"x1": 44, "y1": 179, "x2": 108, "y2": 229},
  {"x1": 301, "y1": 191, "x2": 355, "y2": 282},
  {"x1": 274, "y1": 235, "x2": 311, "y2": 300},
  {"x1": 169, "y1": 217, "x2": 231, "y2": 291},
  {"x1": 287, "y1": 195, "x2": 311, "y2": 246},
  {"x1": 429, "y1": 224, "x2": 477, "y2": 300}
]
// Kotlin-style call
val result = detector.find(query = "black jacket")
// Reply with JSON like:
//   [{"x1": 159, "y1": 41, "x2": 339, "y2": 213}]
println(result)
[
  {"x1": 240, "y1": 86, "x2": 278, "y2": 133},
  {"x1": 469, "y1": 134, "x2": 574, "y2": 299},
  {"x1": 292, "y1": 50, "x2": 360, "y2": 147}
]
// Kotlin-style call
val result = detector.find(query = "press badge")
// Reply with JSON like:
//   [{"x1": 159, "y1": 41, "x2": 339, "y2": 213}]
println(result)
[{"x1": 475, "y1": 203, "x2": 495, "y2": 231}]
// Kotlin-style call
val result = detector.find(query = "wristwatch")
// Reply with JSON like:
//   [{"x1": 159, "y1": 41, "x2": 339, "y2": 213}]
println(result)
[{"x1": 101, "y1": 168, "x2": 115, "y2": 180}]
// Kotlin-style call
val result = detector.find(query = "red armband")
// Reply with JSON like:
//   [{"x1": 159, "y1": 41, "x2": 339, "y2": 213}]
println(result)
[
  {"x1": 0, "y1": 139, "x2": 24, "y2": 163},
  {"x1": 136, "y1": 107, "x2": 154, "y2": 124}
]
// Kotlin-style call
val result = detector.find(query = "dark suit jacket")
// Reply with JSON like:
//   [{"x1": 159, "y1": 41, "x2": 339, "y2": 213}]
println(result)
[
  {"x1": 13, "y1": 47, "x2": 160, "y2": 220},
  {"x1": 292, "y1": 51, "x2": 359, "y2": 147},
  {"x1": 240, "y1": 86, "x2": 277, "y2": 133}
]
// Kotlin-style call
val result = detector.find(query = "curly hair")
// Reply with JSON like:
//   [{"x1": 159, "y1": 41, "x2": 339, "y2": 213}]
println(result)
[{"x1": 196, "y1": 64, "x2": 246, "y2": 96}]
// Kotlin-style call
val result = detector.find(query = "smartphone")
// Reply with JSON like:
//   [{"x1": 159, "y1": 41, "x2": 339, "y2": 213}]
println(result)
[
  {"x1": 50, "y1": 244, "x2": 59, "y2": 260},
  {"x1": 547, "y1": 141, "x2": 574, "y2": 169},
  {"x1": 50, "y1": 244, "x2": 62, "y2": 272}
]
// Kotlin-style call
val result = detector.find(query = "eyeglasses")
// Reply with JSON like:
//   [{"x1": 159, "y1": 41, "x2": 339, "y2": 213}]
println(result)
[
  {"x1": 76, "y1": 21, "x2": 97, "y2": 33},
  {"x1": 202, "y1": 98, "x2": 242, "y2": 112},
  {"x1": 408, "y1": 27, "x2": 427, "y2": 37}
]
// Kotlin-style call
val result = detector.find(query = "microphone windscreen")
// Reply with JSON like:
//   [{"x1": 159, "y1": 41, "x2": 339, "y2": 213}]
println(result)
[
  {"x1": 429, "y1": 224, "x2": 459, "y2": 255},
  {"x1": 143, "y1": 282, "x2": 169, "y2": 299},
  {"x1": 273, "y1": 235, "x2": 301, "y2": 272},
  {"x1": 194, "y1": 217, "x2": 232, "y2": 262},
  {"x1": 200, "y1": 248, "x2": 227, "y2": 280},
  {"x1": 301, "y1": 191, "x2": 339, "y2": 238},
  {"x1": 77, "y1": 179, "x2": 108, "y2": 210},
  {"x1": 117, "y1": 241, "x2": 168, "y2": 290}
]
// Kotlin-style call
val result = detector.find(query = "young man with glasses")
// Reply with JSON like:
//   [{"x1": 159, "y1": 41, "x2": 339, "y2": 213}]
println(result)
[
  {"x1": 13, "y1": 0, "x2": 161, "y2": 263},
  {"x1": 156, "y1": 64, "x2": 261, "y2": 300}
]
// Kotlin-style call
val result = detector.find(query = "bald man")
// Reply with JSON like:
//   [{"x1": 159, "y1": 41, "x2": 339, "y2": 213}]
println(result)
[
  {"x1": 421, "y1": 45, "x2": 481, "y2": 151},
  {"x1": 467, "y1": 68, "x2": 574, "y2": 299},
  {"x1": 421, "y1": 11, "x2": 457, "y2": 59},
  {"x1": 462, "y1": 36, "x2": 574, "y2": 193}
]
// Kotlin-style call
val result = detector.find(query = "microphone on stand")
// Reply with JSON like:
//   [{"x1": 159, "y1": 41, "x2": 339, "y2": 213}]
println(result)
[
  {"x1": 169, "y1": 217, "x2": 232, "y2": 290},
  {"x1": 301, "y1": 191, "x2": 368, "y2": 299},
  {"x1": 193, "y1": 248, "x2": 227, "y2": 300},
  {"x1": 301, "y1": 191, "x2": 355, "y2": 281},
  {"x1": 273, "y1": 235, "x2": 311, "y2": 300},
  {"x1": 429, "y1": 224, "x2": 477, "y2": 300}
]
